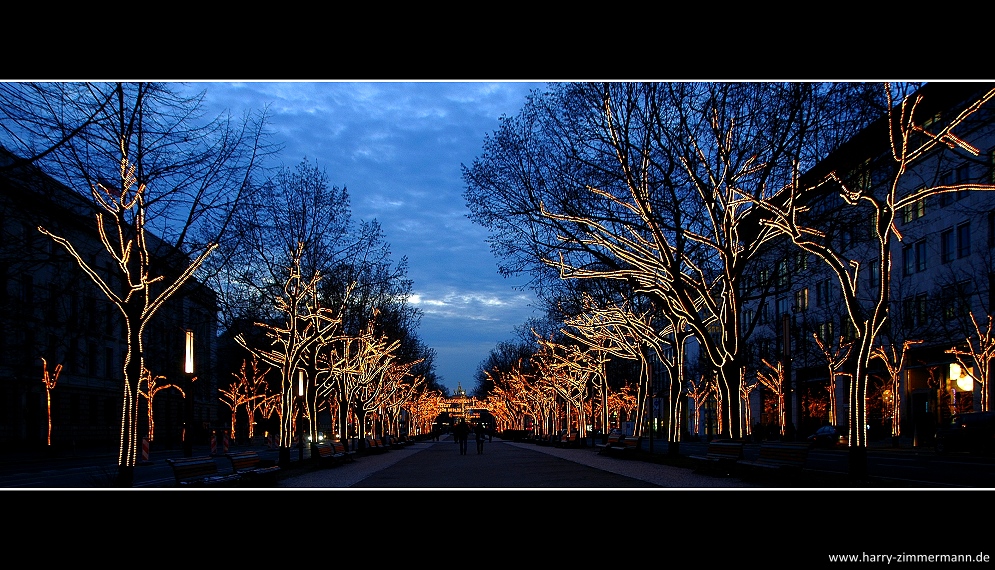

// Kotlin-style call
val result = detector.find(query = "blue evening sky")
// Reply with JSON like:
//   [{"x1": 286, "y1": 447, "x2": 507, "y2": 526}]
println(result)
[{"x1": 178, "y1": 81, "x2": 548, "y2": 395}]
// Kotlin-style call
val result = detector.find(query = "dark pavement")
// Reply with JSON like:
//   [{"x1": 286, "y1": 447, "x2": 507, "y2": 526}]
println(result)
[{"x1": 278, "y1": 434, "x2": 760, "y2": 488}]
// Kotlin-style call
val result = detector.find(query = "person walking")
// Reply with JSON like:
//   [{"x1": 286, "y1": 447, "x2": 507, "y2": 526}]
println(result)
[
  {"x1": 454, "y1": 419, "x2": 470, "y2": 455},
  {"x1": 474, "y1": 422, "x2": 486, "y2": 454}
]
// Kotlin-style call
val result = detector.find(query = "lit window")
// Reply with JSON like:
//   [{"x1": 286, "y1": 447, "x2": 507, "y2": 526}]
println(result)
[{"x1": 795, "y1": 288, "x2": 809, "y2": 312}]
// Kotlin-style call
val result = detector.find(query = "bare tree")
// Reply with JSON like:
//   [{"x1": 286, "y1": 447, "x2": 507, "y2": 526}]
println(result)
[
  {"x1": 754, "y1": 83, "x2": 995, "y2": 477},
  {"x1": 2, "y1": 82, "x2": 274, "y2": 486}
]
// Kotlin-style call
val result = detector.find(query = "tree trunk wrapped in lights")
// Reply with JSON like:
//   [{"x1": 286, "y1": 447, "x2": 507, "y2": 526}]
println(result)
[
  {"x1": 947, "y1": 311, "x2": 995, "y2": 413},
  {"x1": 39, "y1": 156, "x2": 217, "y2": 486},
  {"x1": 235, "y1": 243, "x2": 344, "y2": 464},
  {"x1": 814, "y1": 334, "x2": 854, "y2": 430},
  {"x1": 753, "y1": 84, "x2": 995, "y2": 477},
  {"x1": 220, "y1": 357, "x2": 270, "y2": 443},
  {"x1": 757, "y1": 358, "x2": 787, "y2": 437},
  {"x1": 871, "y1": 340, "x2": 920, "y2": 440},
  {"x1": 138, "y1": 368, "x2": 183, "y2": 443},
  {"x1": 39, "y1": 358, "x2": 61, "y2": 447}
]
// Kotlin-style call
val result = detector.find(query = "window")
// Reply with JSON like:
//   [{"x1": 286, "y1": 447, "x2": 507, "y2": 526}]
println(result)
[
  {"x1": 941, "y1": 228, "x2": 955, "y2": 263},
  {"x1": 776, "y1": 259, "x2": 789, "y2": 288},
  {"x1": 817, "y1": 321, "x2": 834, "y2": 344},
  {"x1": 903, "y1": 244, "x2": 914, "y2": 276},
  {"x1": 841, "y1": 319, "x2": 857, "y2": 342},
  {"x1": 901, "y1": 194, "x2": 926, "y2": 224},
  {"x1": 794, "y1": 288, "x2": 809, "y2": 312},
  {"x1": 957, "y1": 222, "x2": 971, "y2": 258},
  {"x1": 915, "y1": 293, "x2": 929, "y2": 327},
  {"x1": 904, "y1": 294, "x2": 930, "y2": 328},
  {"x1": 794, "y1": 251, "x2": 808, "y2": 272},
  {"x1": 915, "y1": 239, "x2": 927, "y2": 272},
  {"x1": 868, "y1": 262, "x2": 880, "y2": 289},
  {"x1": 940, "y1": 170, "x2": 954, "y2": 207},
  {"x1": 759, "y1": 302, "x2": 769, "y2": 325},
  {"x1": 851, "y1": 158, "x2": 872, "y2": 191},
  {"x1": 776, "y1": 297, "x2": 791, "y2": 319},
  {"x1": 944, "y1": 280, "x2": 971, "y2": 322},
  {"x1": 956, "y1": 163, "x2": 970, "y2": 200},
  {"x1": 815, "y1": 278, "x2": 830, "y2": 307}
]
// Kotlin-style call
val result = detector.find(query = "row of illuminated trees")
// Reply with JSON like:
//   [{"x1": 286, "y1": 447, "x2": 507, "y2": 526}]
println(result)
[
  {"x1": 0, "y1": 82, "x2": 445, "y2": 485},
  {"x1": 464, "y1": 81, "x2": 995, "y2": 478}
]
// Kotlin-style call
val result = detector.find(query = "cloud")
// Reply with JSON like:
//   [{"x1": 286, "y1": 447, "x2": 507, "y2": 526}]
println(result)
[{"x1": 179, "y1": 80, "x2": 548, "y2": 394}]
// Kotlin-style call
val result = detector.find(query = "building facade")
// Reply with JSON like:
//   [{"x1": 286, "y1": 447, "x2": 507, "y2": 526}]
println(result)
[
  {"x1": 739, "y1": 82, "x2": 995, "y2": 442},
  {"x1": 0, "y1": 149, "x2": 219, "y2": 451}
]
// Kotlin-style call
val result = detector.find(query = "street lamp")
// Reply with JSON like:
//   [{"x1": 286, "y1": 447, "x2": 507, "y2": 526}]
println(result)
[
  {"x1": 183, "y1": 329, "x2": 195, "y2": 457},
  {"x1": 297, "y1": 368, "x2": 305, "y2": 464}
]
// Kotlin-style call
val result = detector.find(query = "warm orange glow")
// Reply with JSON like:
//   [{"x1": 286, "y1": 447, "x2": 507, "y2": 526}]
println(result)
[
  {"x1": 39, "y1": 358, "x2": 62, "y2": 446},
  {"x1": 38, "y1": 154, "x2": 217, "y2": 482},
  {"x1": 184, "y1": 329, "x2": 195, "y2": 374},
  {"x1": 947, "y1": 312, "x2": 993, "y2": 411},
  {"x1": 753, "y1": 84, "x2": 995, "y2": 453},
  {"x1": 138, "y1": 368, "x2": 184, "y2": 442}
]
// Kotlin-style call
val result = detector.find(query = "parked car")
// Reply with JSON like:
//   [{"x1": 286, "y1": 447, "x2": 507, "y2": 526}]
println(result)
[
  {"x1": 806, "y1": 424, "x2": 844, "y2": 448},
  {"x1": 934, "y1": 411, "x2": 995, "y2": 455}
]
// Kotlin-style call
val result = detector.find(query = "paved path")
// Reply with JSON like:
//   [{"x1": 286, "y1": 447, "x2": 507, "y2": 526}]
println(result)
[{"x1": 277, "y1": 435, "x2": 761, "y2": 489}]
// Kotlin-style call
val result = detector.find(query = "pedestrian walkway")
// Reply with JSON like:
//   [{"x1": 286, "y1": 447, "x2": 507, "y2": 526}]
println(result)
[{"x1": 277, "y1": 434, "x2": 761, "y2": 489}]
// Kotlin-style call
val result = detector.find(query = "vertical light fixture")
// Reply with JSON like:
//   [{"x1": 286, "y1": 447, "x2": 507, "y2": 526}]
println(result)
[
  {"x1": 183, "y1": 328, "x2": 195, "y2": 457},
  {"x1": 297, "y1": 368, "x2": 306, "y2": 462},
  {"x1": 184, "y1": 329, "x2": 195, "y2": 374}
]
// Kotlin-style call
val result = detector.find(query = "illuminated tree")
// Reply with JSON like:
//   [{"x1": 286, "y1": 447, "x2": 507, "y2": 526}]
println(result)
[
  {"x1": 405, "y1": 389, "x2": 444, "y2": 436},
  {"x1": 38, "y1": 156, "x2": 217, "y2": 486},
  {"x1": 814, "y1": 334, "x2": 854, "y2": 428},
  {"x1": 560, "y1": 291, "x2": 689, "y2": 451},
  {"x1": 871, "y1": 339, "x2": 920, "y2": 440},
  {"x1": 138, "y1": 368, "x2": 184, "y2": 443},
  {"x1": 6, "y1": 82, "x2": 273, "y2": 487},
  {"x1": 532, "y1": 333, "x2": 596, "y2": 437},
  {"x1": 687, "y1": 374, "x2": 715, "y2": 438},
  {"x1": 220, "y1": 356, "x2": 270, "y2": 443},
  {"x1": 39, "y1": 357, "x2": 62, "y2": 447},
  {"x1": 754, "y1": 83, "x2": 995, "y2": 477},
  {"x1": 947, "y1": 311, "x2": 995, "y2": 412},
  {"x1": 465, "y1": 82, "x2": 886, "y2": 441},
  {"x1": 235, "y1": 243, "x2": 342, "y2": 465},
  {"x1": 756, "y1": 358, "x2": 787, "y2": 437}
]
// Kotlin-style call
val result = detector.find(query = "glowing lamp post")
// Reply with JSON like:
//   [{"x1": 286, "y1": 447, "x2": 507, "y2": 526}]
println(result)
[
  {"x1": 183, "y1": 329, "x2": 195, "y2": 457},
  {"x1": 297, "y1": 369, "x2": 305, "y2": 464}
]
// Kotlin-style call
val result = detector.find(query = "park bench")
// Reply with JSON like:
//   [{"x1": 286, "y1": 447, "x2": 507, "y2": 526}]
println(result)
[
  {"x1": 363, "y1": 436, "x2": 389, "y2": 454},
  {"x1": 689, "y1": 440, "x2": 744, "y2": 475},
  {"x1": 737, "y1": 441, "x2": 810, "y2": 480},
  {"x1": 166, "y1": 456, "x2": 241, "y2": 488},
  {"x1": 331, "y1": 440, "x2": 357, "y2": 462},
  {"x1": 597, "y1": 430, "x2": 642, "y2": 457},
  {"x1": 555, "y1": 431, "x2": 580, "y2": 448},
  {"x1": 384, "y1": 435, "x2": 406, "y2": 450},
  {"x1": 225, "y1": 451, "x2": 281, "y2": 486},
  {"x1": 311, "y1": 442, "x2": 348, "y2": 468}
]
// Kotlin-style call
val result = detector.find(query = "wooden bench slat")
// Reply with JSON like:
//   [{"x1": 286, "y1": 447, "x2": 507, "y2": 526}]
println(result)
[
  {"x1": 167, "y1": 457, "x2": 241, "y2": 487},
  {"x1": 225, "y1": 451, "x2": 281, "y2": 486}
]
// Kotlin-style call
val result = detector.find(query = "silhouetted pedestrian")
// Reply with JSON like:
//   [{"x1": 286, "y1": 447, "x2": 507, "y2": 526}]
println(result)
[
  {"x1": 454, "y1": 419, "x2": 470, "y2": 455},
  {"x1": 474, "y1": 423, "x2": 485, "y2": 454}
]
